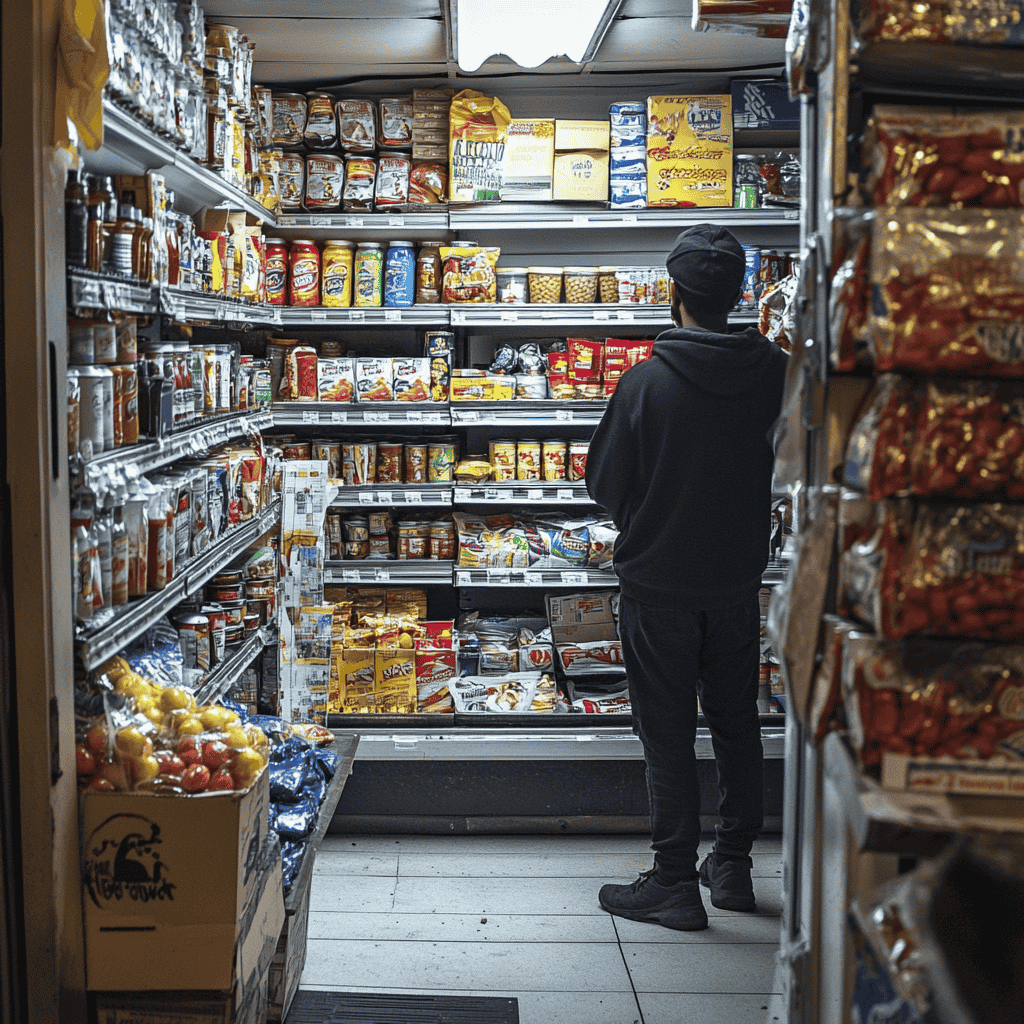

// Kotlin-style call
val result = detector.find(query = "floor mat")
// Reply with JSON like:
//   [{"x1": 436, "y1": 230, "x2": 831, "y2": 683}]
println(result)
[{"x1": 286, "y1": 990, "x2": 520, "y2": 1024}]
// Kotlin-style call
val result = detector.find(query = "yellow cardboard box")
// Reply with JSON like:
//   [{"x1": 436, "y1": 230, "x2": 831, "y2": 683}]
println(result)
[
  {"x1": 375, "y1": 648, "x2": 416, "y2": 714},
  {"x1": 554, "y1": 120, "x2": 610, "y2": 151},
  {"x1": 340, "y1": 648, "x2": 376, "y2": 713},
  {"x1": 646, "y1": 95, "x2": 733, "y2": 208},
  {"x1": 450, "y1": 376, "x2": 516, "y2": 401},
  {"x1": 553, "y1": 151, "x2": 610, "y2": 202},
  {"x1": 81, "y1": 771, "x2": 281, "y2": 992},
  {"x1": 501, "y1": 119, "x2": 555, "y2": 201}
]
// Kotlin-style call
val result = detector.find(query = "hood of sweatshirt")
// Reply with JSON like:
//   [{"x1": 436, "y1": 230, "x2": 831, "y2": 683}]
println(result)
[{"x1": 652, "y1": 326, "x2": 778, "y2": 397}]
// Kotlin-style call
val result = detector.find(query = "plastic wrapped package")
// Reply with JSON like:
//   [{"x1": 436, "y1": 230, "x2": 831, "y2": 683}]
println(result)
[
  {"x1": 871, "y1": 208, "x2": 1024, "y2": 375},
  {"x1": 280, "y1": 838, "x2": 306, "y2": 894},
  {"x1": 275, "y1": 790, "x2": 317, "y2": 840},
  {"x1": 857, "y1": 0, "x2": 1024, "y2": 45},
  {"x1": 268, "y1": 754, "x2": 310, "y2": 801},
  {"x1": 828, "y1": 218, "x2": 871, "y2": 371}
]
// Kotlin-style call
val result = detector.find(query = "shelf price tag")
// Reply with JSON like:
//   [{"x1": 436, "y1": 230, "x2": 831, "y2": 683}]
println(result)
[
  {"x1": 330, "y1": 410, "x2": 348, "y2": 424},
  {"x1": 455, "y1": 570, "x2": 470, "y2": 586},
  {"x1": 406, "y1": 410, "x2": 423, "y2": 422},
  {"x1": 384, "y1": 310, "x2": 401, "y2": 322},
  {"x1": 459, "y1": 410, "x2": 480, "y2": 422},
  {"x1": 373, "y1": 568, "x2": 391, "y2": 582},
  {"x1": 572, "y1": 215, "x2": 590, "y2": 225},
  {"x1": 345, "y1": 217, "x2": 364, "y2": 228},
  {"x1": 593, "y1": 309, "x2": 610, "y2": 320},
  {"x1": 499, "y1": 309, "x2": 519, "y2": 323},
  {"x1": 405, "y1": 491, "x2": 424, "y2": 504},
  {"x1": 555, "y1": 409, "x2": 573, "y2": 422},
  {"x1": 484, "y1": 487, "x2": 499, "y2": 500},
  {"x1": 388, "y1": 216, "x2": 404, "y2": 227},
  {"x1": 451, "y1": 310, "x2": 467, "y2": 325},
  {"x1": 364, "y1": 410, "x2": 390, "y2": 423},
  {"x1": 301, "y1": 410, "x2": 319, "y2": 424},
  {"x1": 527, "y1": 488, "x2": 542, "y2": 501},
  {"x1": 557, "y1": 488, "x2": 574, "y2": 501},
  {"x1": 616, "y1": 310, "x2": 635, "y2": 322},
  {"x1": 349, "y1": 310, "x2": 366, "y2": 322},
  {"x1": 377, "y1": 491, "x2": 394, "y2": 505},
  {"x1": 561, "y1": 571, "x2": 588, "y2": 584},
  {"x1": 488, "y1": 570, "x2": 511, "y2": 585},
  {"x1": 621, "y1": 214, "x2": 639, "y2": 225},
  {"x1": 310, "y1": 310, "x2": 328, "y2": 322},
  {"x1": 358, "y1": 491, "x2": 375, "y2": 504},
  {"x1": 309, "y1": 216, "x2": 331, "y2": 226},
  {"x1": 422, "y1": 410, "x2": 443, "y2": 423}
]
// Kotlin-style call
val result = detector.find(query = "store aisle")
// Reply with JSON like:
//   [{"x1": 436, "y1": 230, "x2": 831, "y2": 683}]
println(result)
[{"x1": 300, "y1": 832, "x2": 786, "y2": 1024}]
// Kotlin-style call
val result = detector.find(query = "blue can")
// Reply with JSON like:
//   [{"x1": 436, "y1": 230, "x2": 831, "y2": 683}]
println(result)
[
  {"x1": 384, "y1": 240, "x2": 416, "y2": 307},
  {"x1": 740, "y1": 245, "x2": 761, "y2": 309}
]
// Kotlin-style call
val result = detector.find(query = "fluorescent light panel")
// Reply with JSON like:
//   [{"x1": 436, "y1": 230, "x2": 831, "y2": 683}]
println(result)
[{"x1": 452, "y1": 0, "x2": 623, "y2": 72}]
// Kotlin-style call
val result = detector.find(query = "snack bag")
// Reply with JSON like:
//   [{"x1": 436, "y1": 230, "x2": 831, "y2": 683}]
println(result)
[
  {"x1": 857, "y1": 0, "x2": 1024, "y2": 45},
  {"x1": 440, "y1": 245, "x2": 500, "y2": 303},
  {"x1": 409, "y1": 162, "x2": 448, "y2": 205},
  {"x1": 449, "y1": 90, "x2": 512, "y2": 202}
]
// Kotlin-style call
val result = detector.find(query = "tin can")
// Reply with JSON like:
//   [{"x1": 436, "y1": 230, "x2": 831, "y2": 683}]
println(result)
[
  {"x1": 204, "y1": 606, "x2": 228, "y2": 664},
  {"x1": 344, "y1": 540, "x2": 370, "y2": 559},
  {"x1": 289, "y1": 240, "x2": 320, "y2": 306},
  {"x1": 311, "y1": 439, "x2": 342, "y2": 478},
  {"x1": 271, "y1": 91, "x2": 307, "y2": 147},
  {"x1": 516, "y1": 440, "x2": 541, "y2": 481},
  {"x1": 304, "y1": 153, "x2": 344, "y2": 211},
  {"x1": 322, "y1": 240, "x2": 354, "y2": 308},
  {"x1": 568, "y1": 440, "x2": 590, "y2": 482},
  {"x1": 542, "y1": 439, "x2": 567, "y2": 481},
  {"x1": 404, "y1": 442, "x2": 427, "y2": 483},
  {"x1": 488, "y1": 439, "x2": 516, "y2": 482},
  {"x1": 429, "y1": 520, "x2": 456, "y2": 560},
  {"x1": 78, "y1": 365, "x2": 113, "y2": 458},
  {"x1": 342, "y1": 441, "x2": 376, "y2": 485},
  {"x1": 384, "y1": 240, "x2": 415, "y2": 307},
  {"x1": 265, "y1": 238, "x2": 287, "y2": 305},
  {"x1": 277, "y1": 152, "x2": 305, "y2": 211},
  {"x1": 68, "y1": 320, "x2": 95, "y2": 365},
  {"x1": 281, "y1": 441, "x2": 312, "y2": 460},
  {"x1": 201, "y1": 348, "x2": 218, "y2": 412},
  {"x1": 760, "y1": 249, "x2": 783, "y2": 289},
  {"x1": 367, "y1": 511, "x2": 391, "y2": 535},
  {"x1": 93, "y1": 322, "x2": 117, "y2": 364},
  {"x1": 304, "y1": 91, "x2": 338, "y2": 149},
  {"x1": 427, "y1": 437, "x2": 456, "y2": 483},
  {"x1": 219, "y1": 598, "x2": 247, "y2": 627},
  {"x1": 67, "y1": 371, "x2": 81, "y2": 459},
  {"x1": 398, "y1": 521, "x2": 430, "y2": 560},
  {"x1": 243, "y1": 609, "x2": 260, "y2": 636},
  {"x1": 354, "y1": 242, "x2": 383, "y2": 307},
  {"x1": 172, "y1": 612, "x2": 211, "y2": 672},
  {"x1": 343, "y1": 516, "x2": 369, "y2": 542},
  {"x1": 326, "y1": 513, "x2": 343, "y2": 558},
  {"x1": 376, "y1": 442, "x2": 403, "y2": 483},
  {"x1": 214, "y1": 346, "x2": 233, "y2": 412}
]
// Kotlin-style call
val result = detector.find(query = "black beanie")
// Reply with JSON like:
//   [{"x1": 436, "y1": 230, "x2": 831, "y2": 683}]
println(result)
[{"x1": 665, "y1": 223, "x2": 746, "y2": 309}]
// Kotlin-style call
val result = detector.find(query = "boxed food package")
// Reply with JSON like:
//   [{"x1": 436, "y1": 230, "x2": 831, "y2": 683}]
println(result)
[
  {"x1": 555, "y1": 120, "x2": 611, "y2": 152},
  {"x1": 501, "y1": 119, "x2": 555, "y2": 201},
  {"x1": 553, "y1": 151, "x2": 609, "y2": 202},
  {"x1": 393, "y1": 358, "x2": 432, "y2": 402},
  {"x1": 338, "y1": 648, "x2": 375, "y2": 713},
  {"x1": 374, "y1": 648, "x2": 416, "y2": 713},
  {"x1": 317, "y1": 357, "x2": 355, "y2": 402},
  {"x1": 355, "y1": 357, "x2": 394, "y2": 402},
  {"x1": 567, "y1": 338, "x2": 604, "y2": 382},
  {"x1": 450, "y1": 376, "x2": 515, "y2": 401},
  {"x1": 730, "y1": 78, "x2": 800, "y2": 131},
  {"x1": 546, "y1": 592, "x2": 623, "y2": 675},
  {"x1": 646, "y1": 95, "x2": 732, "y2": 207},
  {"x1": 81, "y1": 771, "x2": 282, "y2": 992},
  {"x1": 415, "y1": 646, "x2": 456, "y2": 712}
]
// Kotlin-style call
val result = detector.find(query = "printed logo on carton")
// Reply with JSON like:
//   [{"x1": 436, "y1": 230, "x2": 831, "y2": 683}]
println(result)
[{"x1": 83, "y1": 814, "x2": 176, "y2": 909}]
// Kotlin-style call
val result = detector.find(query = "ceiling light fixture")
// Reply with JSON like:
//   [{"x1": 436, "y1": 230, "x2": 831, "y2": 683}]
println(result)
[{"x1": 449, "y1": 0, "x2": 625, "y2": 73}]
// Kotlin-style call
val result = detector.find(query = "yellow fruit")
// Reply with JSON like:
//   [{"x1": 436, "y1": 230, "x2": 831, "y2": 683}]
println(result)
[
  {"x1": 160, "y1": 687, "x2": 196, "y2": 714},
  {"x1": 142, "y1": 707, "x2": 166, "y2": 727},
  {"x1": 130, "y1": 754, "x2": 161, "y2": 784},
  {"x1": 200, "y1": 706, "x2": 239, "y2": 731},
  {"x1": 115, "y1": 726, "x2": 153, "y2": 759},
  {"x1": 224, "y1": 727, "x2": 250, "y2": 750},
  {"x1": 174, "y1": 715, "x2": 204, "y2": 737},
  {"x1": 246, "y1": 725, "x2": 269, "y2": 751},
  {"x1": 229, "y1": 748, "x2": 265, "y2": 789}
]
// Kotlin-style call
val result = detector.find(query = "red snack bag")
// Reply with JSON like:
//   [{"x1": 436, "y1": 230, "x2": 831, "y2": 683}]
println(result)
[
  {"x1": 408, "y1": 161, "x2": 448, "y2": 205},
  {"x1": 567, "y1": 338, "x2": 604, "y2": 382},
  {"x1": 828, "y1": 222, "x2": 871, "y2": 372},
  {"x1": 871, "y1": 208, "x2": 1024, "y2": 375},
  {"x1": 625, "y1": 340, "x2": 655, "y2": 367},
  {"x1": 858, "y1": 0, "x2": 1024, "y2": 45}
]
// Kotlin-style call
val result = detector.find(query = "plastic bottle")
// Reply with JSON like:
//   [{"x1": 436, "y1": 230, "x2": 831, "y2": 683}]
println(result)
[{"x1": 65, "y1": 169, "x2": 89, "y2": 268}]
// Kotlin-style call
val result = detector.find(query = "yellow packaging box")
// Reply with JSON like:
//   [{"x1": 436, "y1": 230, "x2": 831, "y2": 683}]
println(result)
[
  {"x1": 553, "y1": 151, "x2": 610, "y2": 202},
  {"x1": 501, "y1": 119, "x2": 555, "y2": 201},
  {"x1": 375, "y1": 649, "x2": 416, "y2": 714},
  {"x1": 554, "y1": 120, "x2": 610, "y2": 151},
  {"x1": 646, "y1": 95, "x2": 732, "y2": 208},
  {"x1": 450, "y1": 376, "x2": 516, "y2": 402},
  {"x1": 340, "y1": 648, "x2": 376, "y2": 713}
]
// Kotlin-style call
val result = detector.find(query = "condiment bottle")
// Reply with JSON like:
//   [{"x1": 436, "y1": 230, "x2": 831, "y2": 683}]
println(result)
[
  {"x1": 110, "y1": 204, "x2": 136, "y2": 278},
  {"x1": 86, "y1": 175, "x2": 114, "y2": 273},
  {"x1": 110, "y1": 492, "x2": 128, "y2": 607},
  {"x1": 65, "y1": 169, "x2": 89, "y2": 268},
  {"x1": 416, "y1": 241, "x2": 442, "y2": 304}
]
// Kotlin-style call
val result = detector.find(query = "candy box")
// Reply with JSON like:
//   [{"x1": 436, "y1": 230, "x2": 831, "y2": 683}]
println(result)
[
  {"x1": 355, "y1": 357, "x2": 394, "y2": 402},
  {"x1": 374, "y1": 648, "x2": 416, "y2": 714},
  {"x1": 81, "y1": 771, "x2": 283, "y2": 992},
  {"x1": 567, "y1": 338, "x2": 604, "y2": 382},
  {"x1": 339, "y1": 648, "x2": 375, "y2": 713},
  {"x1": 501, "y1": 119, "x2": 555, "y2": 201},
  {"x1": 393, "y1": 358, "x2": 431, "y2": 402}
]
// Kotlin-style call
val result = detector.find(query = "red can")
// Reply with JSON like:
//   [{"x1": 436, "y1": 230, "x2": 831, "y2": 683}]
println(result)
[
  {"x1": 289, "y1": 239, "x2": 320, "y2": 306},
  {"x1": 265, "y1": 238, "x2": 287, "y2": 305}
]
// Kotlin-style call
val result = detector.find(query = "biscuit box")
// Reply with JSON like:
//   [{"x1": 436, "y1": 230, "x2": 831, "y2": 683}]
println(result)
[
  {"x1": 730, "y1": 78, "x2": 800, "y2": 131},
  {"x1": 501, "y1": 119, "x2": 555, "y2": 201}
]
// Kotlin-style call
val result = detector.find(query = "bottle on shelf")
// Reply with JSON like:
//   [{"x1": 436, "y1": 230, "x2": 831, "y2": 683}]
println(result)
[
  {"x1": 65, "y1": 169, "x2": 89, "y2": 269},
  {"x1": 86, "y1": 175, "x2": 115, "y2": 274},
  {"x1": 110, "y1": 204, "x2": 136, "y2": 279}
]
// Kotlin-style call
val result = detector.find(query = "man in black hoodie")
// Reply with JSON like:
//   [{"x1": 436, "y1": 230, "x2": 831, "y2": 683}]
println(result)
[{"x1": 587, "y1": 224, "x2": 787, "y2": 931}]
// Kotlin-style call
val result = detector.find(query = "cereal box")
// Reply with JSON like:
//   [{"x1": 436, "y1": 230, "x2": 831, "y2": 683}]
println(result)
[
  {"x1": 318, "y1": 357, "x2": 355, "y2": 402},
  {"x1": 646, "y1": 95, "x2": 732, "y2": 208},
  {"x1": 552, "y1": 152, "x2": 609, "y2": 202},
  {"x1": 355, "y1": 357, "x2": 394, "y2": 402},
  {"x1": 393, "y1": 358, "x2": 432, "y2": 402}
]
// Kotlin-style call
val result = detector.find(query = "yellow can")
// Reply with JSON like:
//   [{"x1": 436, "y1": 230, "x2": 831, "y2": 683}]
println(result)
[
  {"x1": 322, "y1": 240, "x2": 354, "y2": 307},
  {"x1": 488, "y1": 439, "x2": 516, "y2": 481}
]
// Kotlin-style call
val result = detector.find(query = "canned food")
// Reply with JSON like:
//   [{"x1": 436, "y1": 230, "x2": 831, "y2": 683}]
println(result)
[
  {"x1": 304, "y1": 91, "x2": 338, "y2": 149},
  {"x1": 343, "y1": 516, "x2": 369, "y2": 543},
  {"x1": 207, "y1": 578, "x2": 246, "y2": 602},
  {"x1": 113, "y1": 365, "x2": 139, "y2": 446},
  {"x1": 204, "y1": 606, "x2": 228, "y2": 664},
  {"x1": 404, "y1": 443, "x2": 427, "y2": 483},
  {"x1": 376, "y1": 441, "x2": 403, "y2": 484},
  {"x1": 67, "y1": 371, "x2": 81, "y2": 459},
  {"x1": 172, "y1": 612, "x2": 211, "y2": 672},
  {"x1": 344, "y1": 539, "x2": 370, "y2": 559},
  {"x1": 243, "y1": 609, "x2": 261, "y2": 635},
  {"x1": 78, "y1": 365, "x2": 114, "y2": 458},
  {"x1": 277, "y1": 152, "x2": 305, "y2": 211},
  {"x1": 219, "y1": 598, "x2": 246, "y2": 627},
  {"x1": 342, "y1": 441, "x2": 376, "y2": 485},
  {"x1": 368, "y1": 535, "x2": 391, "y2": 555},
  {"x1": 265, "y1": 238, "x2": 287, "y2": 305},
  {"x1": 281, "y1": 441, "x2": 312, "y2": 460},
  {"x1": 397, "y1": 520, "x2": 429, "y2": 560},
  {"x1": 542, "y1": 439, "x2": 567, "y2": 481},
  {"x1": 68, "y1": 321, "x2": 95, "y2": 365},
  {"x1": 246, "y1": 579, "x2": 275, "y2": 600},
  {"x1": 289, "y1": 240, "x2": 320, "y2": 306},
  {"x1": 304, "y1": 153, "x2": 344, "y2": 211},
  {"x1": 517, "y1": 440, "x2": 541, "y2": 481},
  {"x1": 429, "y1": 520, "x2": 456, "y2": 560},
  {"x1": 354, "y1": 242, "x2": 383, "y2": 307},
  {"x1": 224, "y1": 622, "x2": 244, "y2": 648},
  {"x1": 93, "y1": 322, "x2": 117, "y2": 363},
  {"x1": 321, "y1": 240, "x2": 355, "y2": 308},
  {"x1": 489, "y1": 439, "x2": 516, "y2": 482},
  {"x1": 384, "y1": 241, "x2": 415, "y2": 307},
  {"x1": 271, "y1": 91, "x2": 307, "y2": 147},
  {"x1": 427, "y1": 438, "x2": 456, "y2": 483},
  {"x1": 326, "y1": 513, "x2": 343, "y2": 559},
  {"x1": 368, "y1": 510, "x2": 392, "y2": 535},
  {"x1": 568, "y1": 440, "x2": 590, "y2": 481},
  {"x1": 311, "y1": 439, "x2": 342, "y2": 478}
]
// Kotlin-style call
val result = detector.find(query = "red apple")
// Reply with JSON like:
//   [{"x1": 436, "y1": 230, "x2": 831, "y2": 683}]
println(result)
[{"x1": 181, "y1": 764, "x2": 210, "y2": 793}]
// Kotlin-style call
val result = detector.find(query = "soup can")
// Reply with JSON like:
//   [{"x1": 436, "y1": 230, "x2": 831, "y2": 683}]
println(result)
[
  {"x1": 172, "y1": 612, "x2": 211, "y2": 672},
  {"x1": 568, "y1": 440, "x2": 590, "y2": 482},
  {"x1": 427, "y1": 437, "x2": 456, "y2": 483},
  {"x1": 404, "y1": 442, "x2": 427, "y2": 483},
  {"x1": 516, "y1": 440, "x2": 541, "y2": 481},
  {"x1": 397, "y1": 521, "x2": 430, "y2": 560},
  {"x1": 311, "y1": 439, "x2": 342, "y2": 478},
  {"x1": 377, "y1": 441, "x2": 404, "y2": 483},
  {"x1": 542, "y1": 439, "x2": 567, "y2": 481},
  {"x1": 488, "y1": 439, "x2": 516, "y2": 482}
]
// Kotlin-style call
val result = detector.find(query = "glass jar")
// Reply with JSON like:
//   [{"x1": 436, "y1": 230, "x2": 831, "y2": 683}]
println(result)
[{"x1": 416, "y1": 241, "x2": 443, "y2": 304}]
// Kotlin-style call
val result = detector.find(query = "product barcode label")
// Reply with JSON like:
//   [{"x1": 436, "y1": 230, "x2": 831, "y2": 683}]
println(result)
[
  {"x1": 377, "y1": 491, "x2": 394, "y2": 504},
  {"x1": 557, "y1": 488, "x2": 574, "y2": 501},
  {"x1": 555, "y1": 409, "x2": 573, "y2": 422},
  {"x1": 527, "y1": 489, "x2": 542, "y2": 501},
  {"x1": 373, "y1": 568, "x2": 391, "y2": 581},
  {"x1": 330, "y1": 411, "x2": 348, "y2": 423},
  {"x1": 561, "y1": 571, "x2": 588, "y2": 584},
  {"x1": 364, "y1": 411, "x2": 389, "y2": 422},
  {"x1": 358, "y1": 491, "x2": 374, "y2": 504},
  {"x1": 301, "y1": 411, "x2": 319, "y2": 424}
]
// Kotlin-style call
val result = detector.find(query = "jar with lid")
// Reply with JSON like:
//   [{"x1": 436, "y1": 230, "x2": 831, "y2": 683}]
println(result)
[
  {"x1": 86, "y1": 176, "x2": 115, "y2": 273},
  {"x1": 384, "y1": 241, "x2": 416, "y2": 308},
  {"x1": 271, "y1": 92, "x2": 307, "y2": 148},
  {"x1": 264, "y1": 238, "x2": 288, "y2": 305},
  {"x1": 397, "y1": 521, "x2": 430, "y2": 560},
  {"x1": 354, "y1": 242, "x2": 384, "y2": 307},
  {"x1": 415, "y1": 241, "x2": 443, "y2": 304}
]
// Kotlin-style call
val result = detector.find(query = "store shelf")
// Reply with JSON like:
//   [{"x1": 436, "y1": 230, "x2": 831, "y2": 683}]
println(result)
[
  {"x1": 160, "y1": 288, "x2": 282, "y2": 326},
  {"x1": 447, "y1": 204, "x2": 801, "y2": 231},
  {"x1": 454, "y1": 567, "x2": 617, "y2": 588},
  {"x1": 325, "y1": 560, "x2": 454, "y2": 585},
  {"x1": 451, "y1": 400, "x2": 607, "y2": 427},
  {"x1": 274, "y1": 211, "x2": 449, "y2": 236},
  {"x1": 194, "y1": 625, "x2": 276, "y2": 706},
  {"x1": 330, "y1": 485, "x2": 453, "y2": 508},
  {"x1": 92, "y1": 101, "x2": 275, "y2": 224},
  {"x1": 78, "y1": 409, "x2": 273, "y2": 490},
  {"x1": 453, "y1": 482, "x2": 593, "y2": 505},
  {"x1": 278, "y1": 306, "x2": 446, "y2": 326},
  {"x1": 67, "y1": 270, "x2": 159, "y2": 315},
  {"x1": 449, "y1": 303, "x2": 672, "y2": 328},
  {"x1": 272, "y1": 402, "x2": 450, "y2": 427},
  {"x1": 76, "y1": 500, "x2": 281, "y2": 671}
]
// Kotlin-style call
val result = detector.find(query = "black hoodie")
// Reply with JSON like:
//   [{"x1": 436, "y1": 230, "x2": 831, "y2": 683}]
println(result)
[{"x1": 586, "y1": 325, "x2": 788, "y2": 609}]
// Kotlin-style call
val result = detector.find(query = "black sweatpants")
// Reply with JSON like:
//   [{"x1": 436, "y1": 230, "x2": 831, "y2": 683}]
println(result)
[{"x1": 618, "y1": 592, "x2": 764, "y2": 883}]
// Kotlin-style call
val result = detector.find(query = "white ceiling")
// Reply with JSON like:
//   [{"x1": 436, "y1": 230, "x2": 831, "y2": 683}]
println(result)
[{"x1": 199, "y1": 0, "x2": 787, "y2": 88}]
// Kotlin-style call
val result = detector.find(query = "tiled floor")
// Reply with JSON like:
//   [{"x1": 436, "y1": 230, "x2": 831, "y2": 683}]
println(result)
[{"x1": 300, "y1": 832, "x2": 786, "y2": 1024}]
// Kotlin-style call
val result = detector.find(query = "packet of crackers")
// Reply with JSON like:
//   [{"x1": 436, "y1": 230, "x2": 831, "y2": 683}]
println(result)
[{"x1": 449, "y1": 90, "x2": 512, "y2": 202}]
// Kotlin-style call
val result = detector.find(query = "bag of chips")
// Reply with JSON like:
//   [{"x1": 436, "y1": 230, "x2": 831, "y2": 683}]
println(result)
[{"x1": 448, "y1": 90, "x2": 512, "y2": 202}]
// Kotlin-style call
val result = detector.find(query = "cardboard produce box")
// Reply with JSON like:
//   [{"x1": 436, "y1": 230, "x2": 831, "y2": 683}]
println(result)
[
  {"x1": 90, "y1": 834, "x2": 284, "y2": 1023},
  {"x1": 646, "y1": 95, "x2": 732, "y2": 207},
  {"x1": 266, "y1": 852, "x2": 314, "y2": 1023},
  {"x1": 81, "y1": 771, "x2": 278, "y2": 992},
  {"x1": 546, "y1": 593, "x2": 623, "y2": 675}
]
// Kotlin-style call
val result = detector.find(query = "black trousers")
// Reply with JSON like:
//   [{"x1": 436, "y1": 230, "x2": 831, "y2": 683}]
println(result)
[{"x1": 618, "y1": 592, "x2": 764, "y2": 882}]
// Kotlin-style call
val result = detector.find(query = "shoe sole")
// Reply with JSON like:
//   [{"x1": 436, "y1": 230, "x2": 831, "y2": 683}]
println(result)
[
  {"x1": 699, "y1": 875, "x2": 756, "y2": 912},
  {"x1": 598, "y1": 900, "x2": 708, "y2": 931}
]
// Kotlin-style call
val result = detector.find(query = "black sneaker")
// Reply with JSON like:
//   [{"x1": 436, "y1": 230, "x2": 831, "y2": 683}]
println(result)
[
  {"x1": 698, "y1": 851, "x2": 756, "y2": 911},
  {"x1": 599, "y1": 869, "x2": 708, "y2": 931}
]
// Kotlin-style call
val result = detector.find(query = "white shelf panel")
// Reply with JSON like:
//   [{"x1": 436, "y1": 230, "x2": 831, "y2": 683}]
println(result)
[
  {"x1": 454, "y1": 568, "x2": 617, "y2": 588},
  {"x1": 278, "y1": 306, "x2": 447, "y2": 326},
  {"x1": 67, "y1": 271, "x2": 158, "y2": 314},
  {"x1": 161, "y1": 288, "x2": 282, "y2": 326},
  {"x1": 453, "y1": 483, "x2": 593, "y2": 505},
  {"x1": 451, "y1": 400, "x2": 607, "y2": 427},
  {"x1": 78, "y1": 409, "x2": 273, "y2": 490},
  {"x1": 330, "y1": 486, "x2": 453, "y2": 508},
  {"x1": 76, "y1": 500, "x2": 281, "y2": 671},
  {"x1": 275, "y1": 211, "x2": 449, "y2": 236},
  {"x1": 325, "y1": 560, "x2": 454, "y2": 585},
  {"x1": 92, "y1": 101, "x2": 275, "y2": 225},
  {"x1": 272, "y1": 402, "x2": 450, "y2": 426},
  {"x1": 450, "y1": 303, "x2": 671, "y2": 327}
]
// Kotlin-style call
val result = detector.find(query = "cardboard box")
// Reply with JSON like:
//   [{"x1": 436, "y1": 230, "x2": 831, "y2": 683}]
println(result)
[
  {"x1": 881, "y1": 753, "x2": 1024, "y2": 797},
  {"x1": 547, "y1": 593, "x2": 619, "y2": 647},
  {"x1": 81, "y1": 771, "x2": 277, "y2": 992},
  {"x1": 555, "y1": 120, "x2": 610, "y2": 151},
  {"x1": 646, "y1": 95, "x2": 732, "y2": 207},
  {"x1": 731, "y1": 78, "x2": 800, "y2": 131},
  {"x1": 266, "y1": 850, "x2": 313, "y2": 1023},
  {"x1": 501, "y1": 119, "x2": 555, "y2": 201},
  {"x1": 415, "y1": 647, "x2": 456, "y2": 712},
  {"x1": 553, "y1": 152, "x2": 609, "y2": 202},
  {"x1": 450, "y1": 376, "x2": 515, "y2": 401},
  {"x1": 375, "y1": 648, "x2": 416, "y2": 713},
  {"x1": 558, "y1": 639, "x2": 625, "y2": 674}
]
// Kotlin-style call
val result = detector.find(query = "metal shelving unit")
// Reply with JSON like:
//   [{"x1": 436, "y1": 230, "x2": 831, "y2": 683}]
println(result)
[
  {"x1": 453, "y1": 482, "x2": 593, "y2": 505},
  {"x1": 160, "y1": 288, "x2": 282, "y2": 326},
  {"x1": 450, "y1": 303, "x2": 672, "y2": 327},
  {"x1": 274, "y1": 210, "x2": 449, "y2": 237},
  {"x1": 67, "y1": 270, "x2": 158, "y2": 315},
  {"x1": 272, "y1": 401, "x2": 449, "y2": 427},
  {"x1": 451, "y1": 400, "x2": 607, "y2": 427},
  {"x1": 454, "y1": 567, "x2": 617, "y2": 588},
  {"x1": 325, "y1": 560, "x2": 454, "y2": 585},
  {"x1": 448, "y1": 204, "x2": 801, "y2": 231},
  {"x1": 330, "y1": 485, "x2": 453, "y2": 508},
  {"x1": 278, "y1": 306, "x2": 446, "y2": 326},
  {"x1": 194, "y1": 625, "x2": 277, "y2": 707}
]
